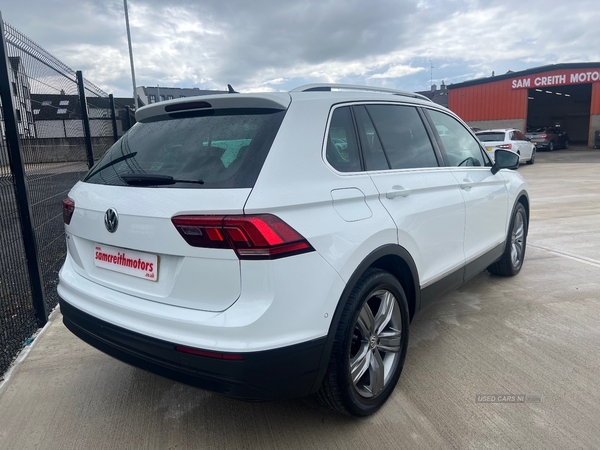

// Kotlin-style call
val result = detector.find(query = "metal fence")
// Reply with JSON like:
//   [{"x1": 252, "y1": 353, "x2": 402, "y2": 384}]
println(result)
[{"x1": 0, "y1": 16, "x2": 132, "y2": 376}]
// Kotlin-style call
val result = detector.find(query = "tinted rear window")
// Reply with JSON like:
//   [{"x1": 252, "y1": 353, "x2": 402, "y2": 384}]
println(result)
[
  {"x1": 84, "y1": 108, "x2": 286, "y2": 188},
  {"x1": 476, "y1": 132, "x2": 505, "y2": 142}
]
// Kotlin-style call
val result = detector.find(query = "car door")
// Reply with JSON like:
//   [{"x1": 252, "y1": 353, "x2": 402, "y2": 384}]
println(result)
[
  {"x1": 514, "y1": 130, "x2": 532, "y2": 160},
  {"x1": 424, "y1": 109, "x2": 510, "y2": 279},
  {"x1": 352, "y1": 104, "x2": 466, "y2": 293}
]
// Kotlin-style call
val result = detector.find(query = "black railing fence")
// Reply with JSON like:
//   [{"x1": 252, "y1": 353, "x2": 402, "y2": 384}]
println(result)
[{"x1": 0, "y1": 15, "x2": 133, "y2": 376}]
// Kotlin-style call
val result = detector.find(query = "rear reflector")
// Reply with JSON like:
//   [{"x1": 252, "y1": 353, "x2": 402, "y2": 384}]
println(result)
[
  {"x1": 63, "y1": 198, "x2": 75, "y2": 225},
  {"x1": 497, "y1": 143, "x2": 513, "y2": 149},
  {"x1": 171, "y1": 214, "x2": 314, "y2": 260},
  {"x1": 174, "y1": 345, "x2": 244, "y2": 361}
]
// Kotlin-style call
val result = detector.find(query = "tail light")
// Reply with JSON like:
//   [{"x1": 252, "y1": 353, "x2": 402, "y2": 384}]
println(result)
[
  {"x1": 171, "y1": 214, "x2": 314, "y2": 260},
  {"x1": 63, "y1": 198, "x2": 75, "y2": 225},
  {"x1": 539, "y1": 134, "x2": 549, "y2": 139},
  {"x1": 497, "y1": 144, "x2": 513, "y2": 149}
]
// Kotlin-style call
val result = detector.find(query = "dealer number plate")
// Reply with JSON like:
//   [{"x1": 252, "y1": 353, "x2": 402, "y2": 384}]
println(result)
[{"x1": 94, "y1": 243, "x2": 158, "y2": 282}]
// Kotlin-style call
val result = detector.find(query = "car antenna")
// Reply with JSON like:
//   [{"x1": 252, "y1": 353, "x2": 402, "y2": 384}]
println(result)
[{"x1": 227, "y1": 84, "x2": 238, "y2": 94}]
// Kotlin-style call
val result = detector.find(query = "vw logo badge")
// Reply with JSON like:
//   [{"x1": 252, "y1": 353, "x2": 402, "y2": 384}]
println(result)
[
  {"x1": 104, "y1": 208, "x2": 119, "y2": 233},
  {"x1": 369, "y1": 335, "x2": 377, "y2": 350}
]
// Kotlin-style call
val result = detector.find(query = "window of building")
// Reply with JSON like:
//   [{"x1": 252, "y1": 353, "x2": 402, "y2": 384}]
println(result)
[
  {"x1": 33, "y1": 109, "x2": 40, "y2": 115},
  {"x1": 179, "y1": 95, "x2": 185, "y2": 98},
  {"x1": 59, "y1": 100, "x2": 69, "y2": 106},
  {"x1": 15, "y1": 109, "x2": 22, "y2": 122},
  {"x1": 42, "y1": 100, "x2": 52, "y2": 106},
  {"x1": 23, "y1": 86, "x2": 29, "y2": 98},
  {"x1": 149, "y1": 94, "x2": 156, "y2": 103},
  {"x1": 167, "y1": 95, "x2": 173, "y2": 100},
  {"x1": 160, "y1": 95, "x2": 165, "y2": 102},
  {"x1": 57, "y1": 108, "x2": 67, "y2": 114},
  {"x1": 26, "y1": 110, "x2": 33, "y2": 123},
  {"x1": 12, "y1": 82, "x2": 17, "y2": 96}
]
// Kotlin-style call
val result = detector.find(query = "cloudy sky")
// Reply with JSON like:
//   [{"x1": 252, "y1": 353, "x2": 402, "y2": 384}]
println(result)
[{"x1": 2, "y1": 0, "x2": 600, "y2": 97}]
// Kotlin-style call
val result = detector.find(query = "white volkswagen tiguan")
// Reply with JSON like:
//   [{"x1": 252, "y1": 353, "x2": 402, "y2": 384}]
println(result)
[{"x1": 58, "y1": 84, "x2": 529, "y2": 416}]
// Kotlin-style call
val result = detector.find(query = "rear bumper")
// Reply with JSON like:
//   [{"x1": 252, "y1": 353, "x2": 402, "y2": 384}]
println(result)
[
  {"x1": 531, "y1": 140, "x2": 550, "y2": 148},
  {"x1": 59, "y1": 298, "x2": 326, "y2": 401}
]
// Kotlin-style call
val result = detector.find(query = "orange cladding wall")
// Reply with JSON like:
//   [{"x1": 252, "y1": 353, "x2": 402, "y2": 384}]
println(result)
[
  {"x1": 448, "y1": 79, "x2": 527, "y2": 121},
  {"x1": 449, "y1": 66, "x2": 600, "y2": 120},
  {"x1": 592, "y1": 82, "x2": 600, "y2": 115}
]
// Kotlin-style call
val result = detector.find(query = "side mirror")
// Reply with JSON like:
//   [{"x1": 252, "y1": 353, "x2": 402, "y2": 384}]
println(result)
[{"x1": 491, "y1": 149, "x2": 519, "y2": 174}]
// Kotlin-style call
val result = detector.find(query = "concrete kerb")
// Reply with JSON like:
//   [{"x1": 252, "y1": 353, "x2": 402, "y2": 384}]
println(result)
[{"x1": 0, "y1": 306, "x2": 61, "y2": 394}]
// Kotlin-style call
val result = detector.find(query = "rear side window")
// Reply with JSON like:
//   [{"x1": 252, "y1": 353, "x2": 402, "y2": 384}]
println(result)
[
  {"x1": 353, "y1": 106, "x2": 389, "y2": 171},
  {"x1": 84, "y1": 109, "x2": 286, "y2": 188},
  {"x1": 365, "y1": 105, "x2": 439, "y2": 170},
  {"x1": 325, "y1": 107, "x2": 361, "y2": 172}
]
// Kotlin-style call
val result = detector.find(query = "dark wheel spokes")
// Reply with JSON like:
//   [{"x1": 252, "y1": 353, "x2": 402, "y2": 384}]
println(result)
[
  {"x1": 511, "y1": 211, "x2": 525, "y2": 268},
  {"x1": 350, "y1": 289, "x2": 402, "y2": 398}
]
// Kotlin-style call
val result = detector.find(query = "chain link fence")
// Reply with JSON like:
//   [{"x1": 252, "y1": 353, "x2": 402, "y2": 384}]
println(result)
[{"x1": 0, "y1": 19, "x2": 126, "y2": 376}]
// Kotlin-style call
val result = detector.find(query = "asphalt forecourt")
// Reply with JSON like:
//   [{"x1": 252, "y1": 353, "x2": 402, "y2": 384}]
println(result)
[{"x1": 0, "y1": 149, "x2": 599, "y2": 449}]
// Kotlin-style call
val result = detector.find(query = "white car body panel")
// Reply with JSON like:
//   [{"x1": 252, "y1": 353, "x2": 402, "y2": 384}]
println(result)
[
  {"x1": 448, "y1": 167, "x2": 510, "y2": 263},
  {"x1": 476, "y1": 129, "x2": 535, "y2": 163},
  {"x1": 367, "y1": 167, "x2": 466, "y2": 287},
  {"x1": 65, "y1": 182, "x2": 251, "y2": 311},
  {"x1": 58, "y1": 89, "x2": 530, "y2": 358}
]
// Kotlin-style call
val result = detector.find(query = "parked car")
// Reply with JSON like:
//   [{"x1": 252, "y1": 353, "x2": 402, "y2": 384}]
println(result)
[
  {"x1": 475, "y1": 129, "x2": 536, "y2": 164},
  {"x1": 58, "y1": 84, "x2": 529, "y2": 417},
  {"x1": 525, "y1": 126, "x2": 569, "y2": 151}
]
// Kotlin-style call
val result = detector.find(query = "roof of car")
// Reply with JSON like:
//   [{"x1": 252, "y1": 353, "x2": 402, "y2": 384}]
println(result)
[
  {"x1": 476, "y1": 129, "x2": 516, "y2": 133},
  {"x1": 135, "y1": 84, "x2": 438, "y2": 122}
]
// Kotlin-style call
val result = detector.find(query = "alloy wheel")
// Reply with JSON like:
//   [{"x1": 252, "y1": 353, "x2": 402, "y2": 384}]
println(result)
[
  {"x1": 511, "y1": 210, "x2": 525, "y2": 269},
  {"x1": 350, "y1": 289, "x2": 402, "y2": 398}
]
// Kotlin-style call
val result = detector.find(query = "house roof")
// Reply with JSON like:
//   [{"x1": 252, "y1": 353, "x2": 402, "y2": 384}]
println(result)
[
  {"x1": 30, "y1": 94, "x2": 136, "y2": 120},
  {"x1": 448, "y1": 62, "x2": 600, "y2": 89}
]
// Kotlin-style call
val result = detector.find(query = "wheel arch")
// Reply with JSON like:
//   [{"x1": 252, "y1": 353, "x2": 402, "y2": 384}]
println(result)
[
  {"x1": 516, "y1": 190, "x2": 530, "y2": 232},
  {"x1": 310, "y1": 244, "x2": 420, "y2": 394}
]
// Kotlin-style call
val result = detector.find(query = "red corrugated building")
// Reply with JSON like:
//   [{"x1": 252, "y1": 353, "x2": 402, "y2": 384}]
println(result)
[{"x1": 448, "y1": 63, "x2": 600, "y2": 146}]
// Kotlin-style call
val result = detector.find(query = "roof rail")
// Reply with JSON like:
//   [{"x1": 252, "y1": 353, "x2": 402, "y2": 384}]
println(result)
[{"x1": 290, "y1": 83, "x2": 432, "y2": 102}]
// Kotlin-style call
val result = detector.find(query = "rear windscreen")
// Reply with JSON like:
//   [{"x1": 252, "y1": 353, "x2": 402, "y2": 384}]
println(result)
[
  {"x1": 476, "y1": 132, "x2": 505, "y2": 142},
  {"x1": 84, "y1": 108, "x2": 286, "y2": 188}
]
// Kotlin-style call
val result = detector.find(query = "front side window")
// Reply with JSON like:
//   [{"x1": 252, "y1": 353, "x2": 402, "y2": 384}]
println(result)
[
  {"x1": 427, "y1": 109, "x2": 487, "y2": 167},
  {"x1": 364, "y1": 104, "x2": 439, "y2": 170}
]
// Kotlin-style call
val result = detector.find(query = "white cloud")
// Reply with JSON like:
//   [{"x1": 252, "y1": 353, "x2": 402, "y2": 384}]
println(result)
[
  {"x1": 370, "y1": 65, "x2": 425, "y2": 79},
  {"x1": 1, "y1": 0, "x2": 599, "y2": 96}
]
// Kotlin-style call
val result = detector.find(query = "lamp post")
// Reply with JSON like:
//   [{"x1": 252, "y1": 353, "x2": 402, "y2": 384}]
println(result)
[{"x1": 124, "y1": 0, "x2": 138, "y2": 110}]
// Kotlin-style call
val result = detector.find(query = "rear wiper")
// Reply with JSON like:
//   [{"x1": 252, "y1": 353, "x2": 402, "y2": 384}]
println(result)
[
  {"x1": 87, "y1": 152, "x2": 138, "y2": 179},
  {"x1": 120, "y1": 173, "x2": 204, "y2": 186}
]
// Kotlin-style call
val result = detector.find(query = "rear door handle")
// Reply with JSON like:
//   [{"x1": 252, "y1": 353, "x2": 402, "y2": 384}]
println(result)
[
  {"x1": 386, "y1": 186, "x2": 412, "y2": 199},
  {"x1": 460, "y1": 179, "x2": 475, "y2": 190}
]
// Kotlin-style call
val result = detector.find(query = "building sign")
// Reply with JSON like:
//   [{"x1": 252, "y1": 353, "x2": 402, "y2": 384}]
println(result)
[{"x1": 511, "y1": 70, "x2": 600, "y2": 89}]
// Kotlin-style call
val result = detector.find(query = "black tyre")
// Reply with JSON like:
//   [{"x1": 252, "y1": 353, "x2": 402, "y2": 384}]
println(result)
[
  {"x1": 548, "y1": 141, "x2": 554, "y2": 151},
  {"x1": 318, "y1": 268, "x2": 410, "y2": 416},
  {"x1": 488, "y1": 203, "x2": 528, "y2": 276},
  {"x1": 564, "y1": 140, "x2": 569, "y2": 149},
  {"x1": 526, "y1": 148, "x2": 535, "y2": 164}
]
